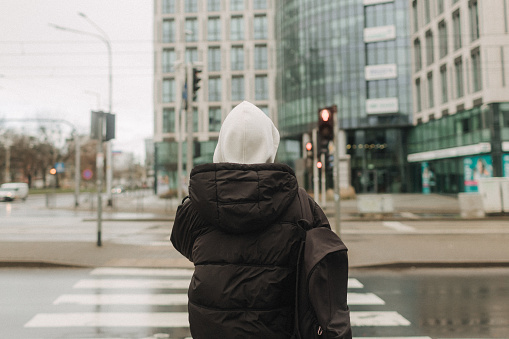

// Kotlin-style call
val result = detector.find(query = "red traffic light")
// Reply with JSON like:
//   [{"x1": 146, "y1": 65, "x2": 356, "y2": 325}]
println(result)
[
  {"x1": 320, "y1": 109, "x2": 330, "y2": 122},
  {"x1": 316, "y1": 161, "x2": 323, "y2": 169},
  {"x1": 306, "y1": 142, "x2": 313, "y2": 151},
  {"x1": 49, "y1": 168, "x2": 57, "y2": 175}
]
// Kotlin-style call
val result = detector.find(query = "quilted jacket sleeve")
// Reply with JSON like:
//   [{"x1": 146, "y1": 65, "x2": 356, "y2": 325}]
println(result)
[{"x1": 170, "y1": 198, "x2": 209, "y2": 262}]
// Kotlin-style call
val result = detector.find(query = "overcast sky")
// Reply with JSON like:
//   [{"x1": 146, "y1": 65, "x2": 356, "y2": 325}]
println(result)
[{"x1": 0, "y1": 0, "x2": 154, "y2": 162}]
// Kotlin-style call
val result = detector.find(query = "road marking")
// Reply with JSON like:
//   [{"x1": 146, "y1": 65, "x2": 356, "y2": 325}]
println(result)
[
  {"x1": 91, "y1": 267, "x2": 194, "y2": 277},
  {"x1": 348, "y1": 292, "x2": 385, "y2": 305},
  {"x1": 54, "y1": 292, "x2": 382, "y2": 306},
  {"x1": 24, "y1": 312, "x2": 189, "y2": 328},
  {"x1": 383, "y1": 221, "x2": 416, "y2": 232},
  {"x1": 399, "y1": 212, "x2": 420, "y2": 219},
  {"x1": 54, "y1": 294, "x2": 188, "y2": 305},
  {"x1": 73, "y1": 279, "x2": 190, "y2": 289},
  {"x1": 348, "y1": 278, "x2": 364, "y2": 289},
  {"x1": 25, "y1": 311, "x2": 410, "y2": 328},
  {"x1": 351, "y1": 311, "x2": 411, "y2": 326}
]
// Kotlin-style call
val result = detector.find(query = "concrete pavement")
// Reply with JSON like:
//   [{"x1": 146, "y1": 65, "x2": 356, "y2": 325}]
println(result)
[{"x1": 1, "y1": 192, "x2": 508, "y2": 269}]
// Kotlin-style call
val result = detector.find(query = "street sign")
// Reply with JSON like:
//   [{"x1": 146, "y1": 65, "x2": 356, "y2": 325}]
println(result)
[
  {"x1": 55, "y1": 162, "x2": 65, "y2": 173},
  {"x1": 82, "y1": 169, "x2": 93, "y2": 180}
]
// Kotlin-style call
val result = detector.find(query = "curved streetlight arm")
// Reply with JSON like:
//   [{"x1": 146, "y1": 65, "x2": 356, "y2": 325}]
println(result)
[{"x1": 48, "y1": 23, "x2": 109, "y2": 46}]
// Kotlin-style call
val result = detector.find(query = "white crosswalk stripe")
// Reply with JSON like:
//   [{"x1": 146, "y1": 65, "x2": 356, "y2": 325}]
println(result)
[{"x1": 24, "y1": 267, "x2": 425, "y2": 338}]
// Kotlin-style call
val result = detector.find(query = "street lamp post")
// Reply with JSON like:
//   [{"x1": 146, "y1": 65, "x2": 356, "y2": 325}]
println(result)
[{"x1": 50, "y1": 12, "x2": 114, "y2": 206}]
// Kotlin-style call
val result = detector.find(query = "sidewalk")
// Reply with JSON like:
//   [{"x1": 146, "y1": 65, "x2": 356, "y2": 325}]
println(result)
[{"x1": 2, "y1": 193, "x2": 509, "y2": 270}]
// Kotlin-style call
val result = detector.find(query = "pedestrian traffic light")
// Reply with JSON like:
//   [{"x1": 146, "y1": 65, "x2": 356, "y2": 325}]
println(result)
[
  {"x1": 192, "y1": 67, "x2": 202, "y2": 101},
  {"x1": 318, "y1": 106, "x2": 335, "y2": 153}
]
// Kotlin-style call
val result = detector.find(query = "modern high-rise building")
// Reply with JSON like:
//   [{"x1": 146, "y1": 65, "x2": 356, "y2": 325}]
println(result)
[
  {"x1": 276, "y1": 0, "x2": 414, "y2": 193},
  {"x1": 408, "y1": 0, "x2": 509, "y2": 193},
  {"x1": 153, "y1": 0, "x2": 277, "y2": 193}
]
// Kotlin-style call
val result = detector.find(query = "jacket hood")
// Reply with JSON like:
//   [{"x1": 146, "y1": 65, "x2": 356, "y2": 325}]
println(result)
[
  {"x1": 189, "y1": 163, "x2": 298, "y2": 234},
  {"x1": 213, "y1": 101, "x2": 280, "y2": 164}
]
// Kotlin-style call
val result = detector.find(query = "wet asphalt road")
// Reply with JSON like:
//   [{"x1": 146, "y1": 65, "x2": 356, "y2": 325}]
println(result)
[{"x1": 1, "y1": 267, "x2": 508, "y2": 339}]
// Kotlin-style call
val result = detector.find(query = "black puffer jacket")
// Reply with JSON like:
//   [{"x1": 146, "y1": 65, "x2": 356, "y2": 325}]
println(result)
[{"x1": 171, "y1": 163, "x2": 329, "y2": 339}]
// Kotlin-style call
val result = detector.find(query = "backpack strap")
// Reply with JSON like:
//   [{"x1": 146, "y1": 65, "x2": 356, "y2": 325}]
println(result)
[{"x1": 297, "y1": 187, "x2": 313, "y2": 225}]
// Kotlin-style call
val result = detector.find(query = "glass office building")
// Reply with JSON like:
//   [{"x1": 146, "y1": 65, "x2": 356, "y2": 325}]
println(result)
[{"x1": 275, "y1": 0, "x2": 413, "y2": 193}]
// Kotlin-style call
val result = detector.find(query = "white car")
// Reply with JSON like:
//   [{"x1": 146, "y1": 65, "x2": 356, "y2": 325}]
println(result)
[{"x1": 0, "y1": 183, "x2": 29, "y2": 201}]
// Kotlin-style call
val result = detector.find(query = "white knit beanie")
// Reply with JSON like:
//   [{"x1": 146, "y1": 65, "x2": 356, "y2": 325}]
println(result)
[{"x1": 213, "y1": 101, "x2": 280, "y2": 164}]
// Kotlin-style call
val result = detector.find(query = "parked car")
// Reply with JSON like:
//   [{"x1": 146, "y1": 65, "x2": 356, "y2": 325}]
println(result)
[
  {"x1": 0, "y1": 183, "x2": 29, "y2": 201},
  {"x1": 111, "y1": 185, "x2": 126, "y2": 194}
]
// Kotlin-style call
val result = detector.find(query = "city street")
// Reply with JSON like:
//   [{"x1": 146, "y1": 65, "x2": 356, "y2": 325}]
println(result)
[{"x1": 1, "y1": 193, "x2": 509, "y2": 338}]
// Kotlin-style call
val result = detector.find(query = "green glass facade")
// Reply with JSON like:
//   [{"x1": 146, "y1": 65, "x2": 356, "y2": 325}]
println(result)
[
  {"x1": 275, "y1": 0, "x2": 413, "y2": 193},
  {"x1": 408, "y1": 103, "x2": 509, "y2": 193}
]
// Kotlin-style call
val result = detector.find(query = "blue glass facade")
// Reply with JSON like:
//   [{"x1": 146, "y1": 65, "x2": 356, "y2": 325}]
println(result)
[{"x1": 276, "y1": 0, "x2": 413, "y2": 193}]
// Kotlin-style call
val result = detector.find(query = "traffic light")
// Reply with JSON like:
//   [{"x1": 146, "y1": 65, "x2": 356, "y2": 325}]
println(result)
[
  {"x1": 192, "y1": 67, "x2": 202, "y2": 101},
  {"x1": 316, "y1": 161, "x2": 323, "y2": 169},
  {"x1": 305, "y1": 141, "x2": 313, "y2": 158},
  {"x1": 318, "y1": 106, "x2": 336, "y2": 153}
]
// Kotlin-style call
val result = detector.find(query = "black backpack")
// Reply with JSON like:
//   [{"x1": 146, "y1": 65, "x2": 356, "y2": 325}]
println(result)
[{"x1": 293, "y1": 188, "x2": 352, "y2": 339}]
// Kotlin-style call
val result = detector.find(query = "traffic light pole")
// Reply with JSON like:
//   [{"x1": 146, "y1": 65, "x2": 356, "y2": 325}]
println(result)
[
  {"x1": 312, "y1": 128, "x2": 319, "y2": 203},
  {"x1": 186, "y1": 65, "x2": 193, "y2": 185},
  {"x1": 95, "y1": 115, "x2": 104, "y2": 247},
  {"x1": 333, "y1": 108, "x2": 341, "y2": 235}
]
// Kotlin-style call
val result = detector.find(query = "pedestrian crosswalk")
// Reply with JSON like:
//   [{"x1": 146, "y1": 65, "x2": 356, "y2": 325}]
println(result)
[{"x1": 24, "y1": 267, "x2": 431, "y2": 339}]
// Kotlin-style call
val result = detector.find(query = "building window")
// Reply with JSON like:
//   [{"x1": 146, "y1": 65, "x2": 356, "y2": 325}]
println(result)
[
  {"x1": 185, "y1": 0, "x2": 198, "y2": 13},
  {"x1": 231, "y1": 46, "x2": 244, "y2": 71},
  {"x1": 469, "y1": 0, "x2": 480, "y2": 41},
  {"x1": 208, "y1": 0, "x2": 221, "y2": 11},
  {"x1": 414, "y1": 38, "x2": 422, "y2": 72},
  {"x1": 425, "y1": 30, "x2": 434, "y2": 65},
  {"x1": 259, "y1": 106, "x2": 269, "y2": 116},
  {"x1": 162, "y1": 0, "x2": 175, "y2": 14},
  {"x1": 455, "y1": 57, "x2": 464, "y2": 98},
  {"x1": 208, "y1": 47, "x2": 221, "y2": 71},
  {"x1": 162, "y1": 19, "x2": 175, "y2": 43},
  {"x1": 162, "y1": 78, "x2": 175, "y2": 103},
  {"x1": 209, "y1": 107, "x2": 222, "y2": 132},
  {"x1": 453, "y1": 10, "x2": 462, "y2": 50},
  {"x1": 427, "y1": 72, "x2": 434, "y2": 108},
  {"x1": 437, "y1": 0, "x2": 444, "y2": 14},
  {"x1": 472, "y1": 48, "x2": 482, "y2": 92},
  {"x1": 254, "y1": 0, "x2": 267, "y2": 10},
  {"x1": 230, "y1": 16, "x2": 244, "y2": 40},
  {"x1": 254, "y1": 45, "x2": 268, "y2": 70},
  {"x1": 412, "y1": 0, "x2": 419, "y2": 32},
  {"x1": 440, "y1": 65, "x2": 448, "y2": 104},
  {"x1": 255, "y1": 75, "x2": 268, "y2": 100},
  {"x1": 193, "y1": 108, "x2": 199, "y2": 132},
  {"x1": 230, "y1": 0, "x2": 244, "y2": 11},
  {"x1": 162, "y1": 108, "x2": 175, "y2": 133},
  {"x1": 424, "y1": 0, "x2": 431, "y2": 24},
  {"x1": 162, "y1": 49, "x2": 175, "y2": 73},
  {"x1": 254, "y1": 15, "x2": 268, "y2": 40},
  {"x1": 186, "y1": 48, "x2": 198, "y2": 63},
  {"x1": 416, "y1": 78, "x2": 422, "y2": 112},
  {"x1": 231, "y1": 76, "x2": 245, "y2": 101},
  {"x1": 185, "y1": 18, "x2": 198, "y2": 42},
  {"x1": 208, "y1": 77, "x2": 222, "y2": 102},
  {"x1": 438, "y1": 20, "x2": 448, "y2": 58},
  {"x1": 208, "y1": 17, "x2": 221, "y2": 41}
]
